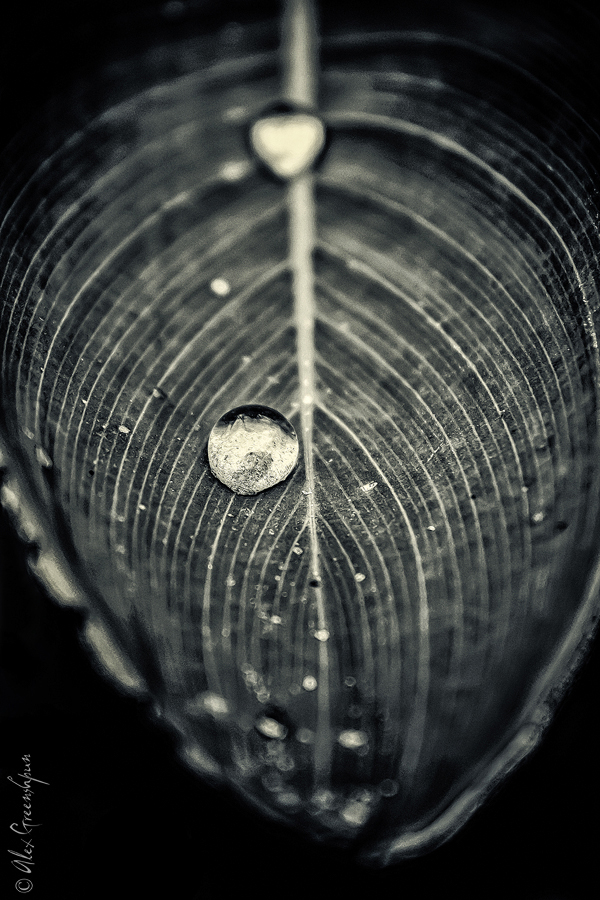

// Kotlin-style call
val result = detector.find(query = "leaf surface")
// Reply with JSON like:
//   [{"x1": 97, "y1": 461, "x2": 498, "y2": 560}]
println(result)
[{"x1": 1, "y1": 0, "x2": 600, "y2": 864}]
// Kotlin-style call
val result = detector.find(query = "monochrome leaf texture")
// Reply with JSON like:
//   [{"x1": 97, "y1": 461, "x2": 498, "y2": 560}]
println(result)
[{"x1": 1, "y1": 0, "x2": 600, "y2": 864}]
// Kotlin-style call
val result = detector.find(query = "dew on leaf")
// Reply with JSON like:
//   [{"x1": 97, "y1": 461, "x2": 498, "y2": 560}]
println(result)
[
  {"x1": 340, "y1": 796, "x2": 372, "y2": 827},
  {"x1": 296, "y1": 727, "x2": 314, "y2": 744},
  {"x1": 312, "y1": 789, "x2": 336, "y2": 810},
  {"x1": 314, "y1": 629, "x2": 330, "y2": 642},
  {"x1": 210, "y1": 277, "x2": 230, "y2": 296},
  {"x1": 35, "y1": 446, "x2": 52, "y2": 468},
  {"x1": 338, "y1": 729, "x2": 368, "y2": 750},
  {"x1": 360, "y1": 481, "x2": 377, "y2": 493},
  {"x1": 255, "y1": 714, "x2": 288, "y2": 741},
  {"x1": 249, "y1": 104, "x2": 326, "y2": 180},
  {"x1": 262, "y1": 771, "x2": 284, "y2": 792},
  {"x1": 185, "y1": 691, "x2": 229, "y2": 719},
  {"x1": 152, "y1": 386, "x2": 167, "y2": 399},
  {"x1": 207, "y1": 404, "x2": 298, "y2": 495},
  {"x1": 220, "y1": 160, "x2": 249, "y2": 181},
  {"x1": 379, "y1": 779, "x2": 399, "y2": 798}
]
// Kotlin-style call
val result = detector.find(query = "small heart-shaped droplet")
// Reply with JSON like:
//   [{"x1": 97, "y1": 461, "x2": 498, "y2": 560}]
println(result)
[{"x1": 250, "y1": 112, "x2": 326, "y2": 179}]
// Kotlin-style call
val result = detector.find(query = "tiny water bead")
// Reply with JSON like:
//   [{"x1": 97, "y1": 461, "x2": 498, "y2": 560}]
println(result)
[
  {"x1": 255, "y1": 715, "x2": 288, "y2": 741},
  {"x1": 207, "y1": 405, "x2": 299, "y2": 495},
  {"x1": 338, "y1": 729, "x2": 369, "y2": 751}
]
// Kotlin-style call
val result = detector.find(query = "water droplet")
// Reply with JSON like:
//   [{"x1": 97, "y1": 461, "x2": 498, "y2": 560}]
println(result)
[
  {"x1": 210, "y1": 277, "x2": 231, "y2": 296},
  {"x1": 360, "y1": 481, "x2": 377, "y2": 493},
  {"x1": 186, "y1": 692, "x2": 229, "y2": 718},
  {"x1": 208, "y1": 405, "x2": 299, "y2": 495},
  {"x1": 340, "y1": 796, "x2": 372, "y2": 827},
  {"x1": 220, "y1": 160, "x2": 250, "y2": 182},
  {"x1": 314, "y1": 629, "x2": 330, "y2": 642},
  {"x1": 276, "y1": 754, "x2": 295, "y2": 773},
  {"x1": 255, "y1": 714, "x2": 288, "y2": 740},
  {"x1": 35, "y1": 446, "x2": 52, "y2": 468},
  {"x1": 312, "y1": 789, "x2": 336, "y2": 810},
  {"x1": 224, "y1": 105, "x2": 247, "y2": 122},
  {"x1": 296, "y1": 727, "x2": 314, "y2": 744},
  {"x1": 379, "y1": 778, "x2": 399, "y2": 797},
  {"x1": 355, "y1": 573, "x2": 366, "y2": 583},
  {"x1": 249, "y1": 104, "x2": 326, "y2": 179},
  {"x1": 338, "y1": 729, "x2": 368, "y2": 750},
  {"x1": 292, "y1": 545, "x2": 303, "y2": 555},
  {"x1": 302, "y1": 675, "x2": 318, "y2": 691},
  {"x1": 226, "y1": 575, "x2": 236, "y2": 587},
  {"x1": 344, "y1": 676, "x2": 356, "y2": 688},
  {"x1": 427, "y1": 525, "x2": 436, "y2": 532}
]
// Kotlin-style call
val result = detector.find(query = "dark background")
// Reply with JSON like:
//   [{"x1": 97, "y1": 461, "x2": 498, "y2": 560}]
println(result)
[{"x1": 1, "y1": 1, "x2": 600, "y2": 897}]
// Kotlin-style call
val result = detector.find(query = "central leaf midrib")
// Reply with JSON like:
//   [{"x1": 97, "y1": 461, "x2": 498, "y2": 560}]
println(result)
[{"x1": 283, "y1": 0, "x2": 331, "y2": 784}]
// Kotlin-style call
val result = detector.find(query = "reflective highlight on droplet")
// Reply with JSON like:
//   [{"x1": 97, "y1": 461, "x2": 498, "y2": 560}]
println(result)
[{"x1": 208, "y1": 405, "x2": 299, "y2": 495}]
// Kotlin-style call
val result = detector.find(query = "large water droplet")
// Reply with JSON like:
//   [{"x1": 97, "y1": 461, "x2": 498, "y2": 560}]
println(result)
[
  {"x1": 208, "y1": 405, "x2": 298, "y2": 495},
  {"x1": 249, "y1": 104, "x2": 326, "y2": 180}
]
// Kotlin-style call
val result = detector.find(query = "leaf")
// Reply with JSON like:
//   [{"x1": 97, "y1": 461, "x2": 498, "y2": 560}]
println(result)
[{"x1": 1, "y1": 0, "x2": 600, "y2": 866}]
